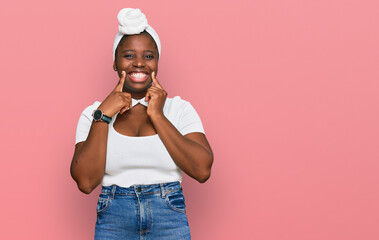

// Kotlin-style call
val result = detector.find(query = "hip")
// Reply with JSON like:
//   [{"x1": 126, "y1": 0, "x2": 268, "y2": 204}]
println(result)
[{"x1": 95, "y1": 181, "x2": 191, "y2": 240}]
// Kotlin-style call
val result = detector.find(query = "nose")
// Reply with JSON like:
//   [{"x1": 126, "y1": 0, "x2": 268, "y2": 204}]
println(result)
[{"x1": 132, "y1": 57, "x2": 145, "y2": 68}]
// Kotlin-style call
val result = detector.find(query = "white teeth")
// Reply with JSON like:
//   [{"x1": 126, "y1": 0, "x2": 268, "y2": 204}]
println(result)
[{"x1": 130, "y1": 72, "x2": 147, "y2": 78}]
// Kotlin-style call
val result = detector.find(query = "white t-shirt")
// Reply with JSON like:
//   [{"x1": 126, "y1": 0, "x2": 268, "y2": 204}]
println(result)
[{"x1": 75, "y1": 96, "x2": 205, "y2": 187}]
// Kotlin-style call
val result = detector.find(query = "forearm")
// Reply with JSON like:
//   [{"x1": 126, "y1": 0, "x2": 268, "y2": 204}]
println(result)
[
  {"x1": 70, "y1": 121, "x2": 108, "y2": 193},
  {"x1": 150, "y1": 114, "x2": 213, "y2": 182}
]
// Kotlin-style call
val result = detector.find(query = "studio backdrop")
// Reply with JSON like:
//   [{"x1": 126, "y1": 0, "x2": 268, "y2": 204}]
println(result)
[{"x1": 0, "y1": 0, "x2": 378, "y2": 239}]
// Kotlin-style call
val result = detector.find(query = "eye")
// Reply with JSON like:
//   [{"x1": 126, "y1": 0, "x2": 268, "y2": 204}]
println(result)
[
  {"x1": 145, "y1": 55, "x2": 154, "y2": 59},
  {"x1": 123, "y1": 54, "x2": 134, "y2": 59}
]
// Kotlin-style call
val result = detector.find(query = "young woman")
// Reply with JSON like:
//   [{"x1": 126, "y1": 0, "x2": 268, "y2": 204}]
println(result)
[{"x1": 70, "y1": 8, "x2": 213, "y2": 239}]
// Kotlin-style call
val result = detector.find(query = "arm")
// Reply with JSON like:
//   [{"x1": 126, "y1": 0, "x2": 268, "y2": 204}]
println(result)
[
  {"x1": 151, "y1": 115, "x2": 213, "y2": 183},
  {"x1": 70, "y1": 121, "x2": 108, "y2": 194},
  {"x1": 146, "y1": 72, "x2": 214, "y2": 183},
  {"x1": 70, "y1": 71, "x2": 132, "y2": 194}
]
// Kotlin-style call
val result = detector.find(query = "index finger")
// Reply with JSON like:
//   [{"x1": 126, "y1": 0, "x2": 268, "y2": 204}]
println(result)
[
  {"x1": 114, "y1": 71, "x2": 126, "y2": 92},
  {"x1": 151, "y1": 71, "x2": 163, "y2": 89}
]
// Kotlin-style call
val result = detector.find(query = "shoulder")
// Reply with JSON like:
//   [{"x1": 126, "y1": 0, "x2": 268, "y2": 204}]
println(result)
[
  {"x1": 163, "y1": 96, "x2": 193, "y2": 115},
  {"x1": 164, "y1": 96, "x2": 191, "y2": 110},
  {"x1": 80, "y1": 101, "x2": 102, "y2": 117},
  {"x1": 163, "y1": 96, "x2": 200, "y2": 120},
  {"x1": 164, "y1": 96, "x2": 205, "y2": 135}
]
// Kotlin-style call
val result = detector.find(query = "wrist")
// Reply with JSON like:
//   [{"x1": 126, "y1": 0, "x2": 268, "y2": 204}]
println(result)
[
  {"x1": 92, "y1": 109, "x2": 112, "y2": 124},
  {"x1": 148, "y1": 112, "x2": 165, "y2": 122}
]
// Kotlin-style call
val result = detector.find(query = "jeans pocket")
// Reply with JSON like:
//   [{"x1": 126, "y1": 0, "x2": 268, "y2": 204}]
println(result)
[
  {"x1": 165, "y1": 189, "x2": 186, "y2": 214},
  {"x1": 96, "y1": 193, "x2": 110, "y2": 214}
]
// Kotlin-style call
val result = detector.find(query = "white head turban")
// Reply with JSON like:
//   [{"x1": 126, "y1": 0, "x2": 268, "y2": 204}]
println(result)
[{"x1": 112, "y1": 8, "x2": 161, "y2": 61}]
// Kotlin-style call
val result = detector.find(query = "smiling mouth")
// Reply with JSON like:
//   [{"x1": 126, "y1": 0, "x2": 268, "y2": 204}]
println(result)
[{"x1": 128, "y1": 72, "x2": 149, "y2": 83}]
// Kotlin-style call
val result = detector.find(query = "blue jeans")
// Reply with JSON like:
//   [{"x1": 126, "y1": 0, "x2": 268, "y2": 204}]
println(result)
[{"x1": 94, "y1": 181, "x2": 191, "y2": 240}]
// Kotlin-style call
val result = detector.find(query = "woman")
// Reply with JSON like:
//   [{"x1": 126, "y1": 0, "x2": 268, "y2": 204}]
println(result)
[{"x1": 70, "y1": 8, "x2": 213, "y2": 240}]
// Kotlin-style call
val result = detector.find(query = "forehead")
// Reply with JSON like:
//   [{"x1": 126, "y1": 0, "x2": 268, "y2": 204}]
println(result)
[{"x1": 118, "y1": 33, "x2": 157, "y2": 52}]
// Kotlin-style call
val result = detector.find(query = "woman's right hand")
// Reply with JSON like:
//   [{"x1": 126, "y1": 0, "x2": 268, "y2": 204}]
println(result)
[{"x1": 97, "y1": 71, "x2": 132, "y2": 117}]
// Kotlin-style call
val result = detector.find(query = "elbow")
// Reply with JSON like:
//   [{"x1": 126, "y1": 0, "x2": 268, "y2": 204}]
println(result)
[
  {"x1": 71, "y1": 172, "x2": 96, "y2": 194},
  {"x1": 77, "y1": 182, "x2": 95, "y2": 195},
  {"x1": 196, "y1": 155, "x2": 213, "y2": 183},
  {"x1": 70, "y1": 162, "x2": 99, "y2": 195},
  {"x1": 72, "y1": 175, "x2": 101, "y2": 194},
  {"x1": 71, "y1": 172, "x2": 93, "y2": 194},
  {"x1": 196, "y1": 170, "x2": 211, "y2": 183}
]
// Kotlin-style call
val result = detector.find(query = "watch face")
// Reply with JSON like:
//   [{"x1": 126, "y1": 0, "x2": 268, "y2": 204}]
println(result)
[{"x1": 93, "y1": 110, "x2": 102, "y2": 121}]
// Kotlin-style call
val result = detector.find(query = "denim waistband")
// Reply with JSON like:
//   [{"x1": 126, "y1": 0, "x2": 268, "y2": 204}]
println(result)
[{"x1": 100, "y1": 181, "x2": 182, "y2": 199}]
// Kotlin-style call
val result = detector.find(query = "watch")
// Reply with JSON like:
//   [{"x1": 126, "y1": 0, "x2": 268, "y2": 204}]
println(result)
[{"x1": 92, "y1": 109, "x2": 112, "y2": 124}]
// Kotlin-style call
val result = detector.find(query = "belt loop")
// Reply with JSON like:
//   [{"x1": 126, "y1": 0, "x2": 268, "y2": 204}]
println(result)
[
  {"x1": 111, "y1": 185, "x2": 116, "y2": 199},
  {"x1": 160, "y1": 183, "x2": 165, "y2": 198}
]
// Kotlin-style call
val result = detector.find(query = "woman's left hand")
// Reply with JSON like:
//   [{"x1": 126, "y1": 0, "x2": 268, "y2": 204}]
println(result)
[{"x1": 145, "y1": 71, "x2": 167, "y2": 119}]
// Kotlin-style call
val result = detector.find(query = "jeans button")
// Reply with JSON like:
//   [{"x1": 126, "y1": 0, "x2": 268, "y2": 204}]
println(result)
[{"x1": 137, "y1": 187, "x2": 141, "y2": 192}]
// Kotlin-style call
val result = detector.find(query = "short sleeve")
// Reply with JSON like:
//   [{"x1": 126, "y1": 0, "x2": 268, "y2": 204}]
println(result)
[
  {"x1": 75, "y1": 101, "x2": 101, "y2": 145},
  {"x1": 177, "y1": 101, "x2": 205, "y2": 136}
]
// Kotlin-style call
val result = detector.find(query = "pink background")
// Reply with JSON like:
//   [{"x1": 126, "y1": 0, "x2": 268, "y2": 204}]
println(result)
[{"x1": 1, "y1": 0, "x2": 378, "y2": 239}]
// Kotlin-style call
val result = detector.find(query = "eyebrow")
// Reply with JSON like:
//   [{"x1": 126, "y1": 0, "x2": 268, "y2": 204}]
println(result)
[{"x1": 121, "y1": 49, "x2": 155, "y2": 53}]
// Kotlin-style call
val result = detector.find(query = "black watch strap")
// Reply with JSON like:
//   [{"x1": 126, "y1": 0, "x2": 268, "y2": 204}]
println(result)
[{"x1": 101, "y1": 114, "x2": 112, "y2": 124}]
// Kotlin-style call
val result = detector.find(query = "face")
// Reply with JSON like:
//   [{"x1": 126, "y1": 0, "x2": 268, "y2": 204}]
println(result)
[{"x1": 113, "y1": 33, "x2": 159, "y2": 93}]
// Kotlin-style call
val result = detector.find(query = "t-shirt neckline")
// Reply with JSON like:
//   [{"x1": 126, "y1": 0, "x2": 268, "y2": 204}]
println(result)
[{"x1": 111, "y1": 113, "x2": 159, "y2": 138}]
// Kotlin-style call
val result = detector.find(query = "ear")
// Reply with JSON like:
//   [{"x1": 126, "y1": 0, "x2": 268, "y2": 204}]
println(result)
[{"x1": 113, "y1": 62, "x2": 117, "y2": 71}]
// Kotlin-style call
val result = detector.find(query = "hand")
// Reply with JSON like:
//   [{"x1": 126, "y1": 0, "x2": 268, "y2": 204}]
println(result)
[
  {"x1": 97, "y1": 71, "x2": 132, "y2": 117},
  {"x1": 145, "y1": 71, "x2": 167, "y2": 119}
]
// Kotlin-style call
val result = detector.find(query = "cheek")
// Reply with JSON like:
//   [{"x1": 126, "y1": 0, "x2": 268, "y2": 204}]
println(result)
[
  {"x1": 149, "y1": 61, "x2": 158, "y2": 71},
  {"x1": 117, "y1": 57, "x2": 131, "y2": 66}
]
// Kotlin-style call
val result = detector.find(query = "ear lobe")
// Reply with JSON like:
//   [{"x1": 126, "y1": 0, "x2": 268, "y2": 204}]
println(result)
[{"x1": 113, "y1": 62, "x2": 117, "y2": 71}]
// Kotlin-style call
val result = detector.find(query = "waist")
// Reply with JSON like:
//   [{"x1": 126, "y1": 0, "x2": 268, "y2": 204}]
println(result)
[{"x1": 100, "y1": 181, "x2": 182, "y2": 196}]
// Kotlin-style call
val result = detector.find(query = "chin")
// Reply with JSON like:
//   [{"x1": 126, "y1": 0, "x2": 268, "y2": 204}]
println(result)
[{"x1": 125, "y1": 82, "x2": 152, "y2": 93}]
